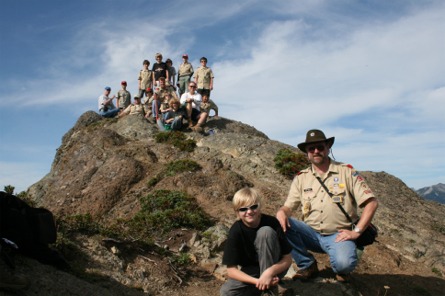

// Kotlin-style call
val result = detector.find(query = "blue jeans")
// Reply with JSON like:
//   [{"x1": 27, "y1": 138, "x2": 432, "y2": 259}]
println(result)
[
  {"x1": 99, "y1": 108, "x2": 119, "y2": 118},
  {"x1": 286, "y1": 218, "x2": 357, "y2": 274}
]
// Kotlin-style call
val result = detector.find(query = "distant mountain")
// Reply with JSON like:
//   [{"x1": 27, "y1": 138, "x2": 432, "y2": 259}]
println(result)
[{"x1": 416, "y1": 183, "x2": 445, "y2": 204}]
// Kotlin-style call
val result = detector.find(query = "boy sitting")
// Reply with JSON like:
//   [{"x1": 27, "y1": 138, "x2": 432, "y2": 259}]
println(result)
[{"x1": 220, "y1": 188, "x2": 292, "y2": 296}]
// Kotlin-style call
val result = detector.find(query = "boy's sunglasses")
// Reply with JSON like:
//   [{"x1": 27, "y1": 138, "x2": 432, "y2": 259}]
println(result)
[{"x1": 238, "y1": 204, "x2": 259, "y2": 212}]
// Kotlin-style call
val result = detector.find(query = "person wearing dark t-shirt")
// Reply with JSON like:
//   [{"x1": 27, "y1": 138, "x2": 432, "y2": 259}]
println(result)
[
  {"x1": 152, "y1": 53, "x2": 169, "y2": 86},
  {"x1": 220, "y1": 188, "x2": 292, "y2": 296}
]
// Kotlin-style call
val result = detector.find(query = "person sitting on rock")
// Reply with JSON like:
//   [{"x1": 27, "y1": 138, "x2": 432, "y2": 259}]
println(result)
[
  {"x1": 117, "y1": 96, "x2": 146, "y2": 118},
  {"x1": 151, "y1": 91, "x2": 161, "y2": 123},
  {"x1": 220, "y1": 187, "x2": 292, "y2": 296},
  {"x1": 179, "y1": 82, "x2": 208, "y2": 132},
  {"x1": 142, "y1": 87, "x2": 154, "y2": 119},
  {"x1": 158, "y1": 77, "x2": 178, "y2": 101},
  {"x1": 98, "y1": 86, "x2": 119, "y2": 118},
  {"x1": 200, "y1": 94, "x2": 219, "y2": 119},
  {"x1": 157, "y1": 98, "x2": 185, "y2": 131},
  {"x1": 276, "y1": 129, "x2": 379, "y2": 283}
]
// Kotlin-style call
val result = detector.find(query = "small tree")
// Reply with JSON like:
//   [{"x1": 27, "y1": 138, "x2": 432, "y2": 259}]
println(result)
[
  {"x1": 3, "y1": 185, "x2": 15, "y2": 195},
  {"x1": 274, "y1": 149, "x2": 310, "y2": 179}
]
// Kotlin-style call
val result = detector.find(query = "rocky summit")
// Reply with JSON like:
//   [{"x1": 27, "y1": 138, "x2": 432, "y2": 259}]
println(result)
[{"x1": 8, "y1": 112, "x2": 445, "y2": 295}]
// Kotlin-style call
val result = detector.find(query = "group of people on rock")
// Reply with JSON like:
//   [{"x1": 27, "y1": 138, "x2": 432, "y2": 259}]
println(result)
[
  {"x1": 220, "y1": 130, "x2": 379, "y2": 296},
  {"x1": 97, "y1": 53, "x2": 218, "y2": 132}
]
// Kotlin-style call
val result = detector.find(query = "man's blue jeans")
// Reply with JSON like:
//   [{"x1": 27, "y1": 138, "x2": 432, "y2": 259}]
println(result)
[
  {"x1": 286, "y1": 218, "x2": 357, "y2": 274},
  {"x1": 99, "y1": 108, "x2": 119, "y2": 118}
]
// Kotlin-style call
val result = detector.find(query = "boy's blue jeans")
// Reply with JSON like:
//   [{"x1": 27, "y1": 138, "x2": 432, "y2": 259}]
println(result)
[{"x1": 286, "y1": 218, "x2": 357, "y2": 274}]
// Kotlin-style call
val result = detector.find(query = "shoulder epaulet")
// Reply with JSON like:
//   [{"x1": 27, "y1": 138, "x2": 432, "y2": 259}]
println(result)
[{"x1": 342, "y1": 164, "x2": 354, "y2": 169}]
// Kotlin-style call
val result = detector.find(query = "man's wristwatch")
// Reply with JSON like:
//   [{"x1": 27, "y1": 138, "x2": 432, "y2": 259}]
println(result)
[{"x1": 353, "y1": 227, "x2": 362, "y2": 234}]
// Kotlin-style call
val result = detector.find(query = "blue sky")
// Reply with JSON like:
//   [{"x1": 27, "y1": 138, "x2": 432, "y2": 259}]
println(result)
[{"x1": 1, "y1": 0, "x2": 444, "y2": 193}]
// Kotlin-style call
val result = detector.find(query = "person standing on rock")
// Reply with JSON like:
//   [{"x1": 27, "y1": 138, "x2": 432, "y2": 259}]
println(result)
[
  {"x1": 98, "y1": 86, "x2": 119, "y2": 118},
  {"x1": 194, "y1": 56, "x2": 214, "y2": 98},
  {"x1": 220, "y1": 188, "x2": 292, "y2": 296},
  {"x1": 177, "y1": 54, "x2": 194, "y2": 97},
  {"x1": 116, "y1": 81, "x2": 131, "y2": 110},
  {"x1": 138, "y1": 60, "x2": 153, "y2": 99},
  {"x1": 152, "y1": 53, "x2": 169, "y2": 87},
  {"x1": 276, "y1": 129, "x2": 378, "y2": 282}
]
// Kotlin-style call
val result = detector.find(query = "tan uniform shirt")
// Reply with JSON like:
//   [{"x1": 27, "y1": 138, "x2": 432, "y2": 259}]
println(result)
[
  {"x1": 122, "y1": 104, "x2": 146, "y2": 116},
  {"x1": 284, "y1": 160, "x2": 375, "y2": 235},
  {"x1": 178, "y1": 62, "x2": 194, "y2": 77},
  {"x1": 138, "y1": 69, "x2": 153, "y2": 89},
  {"x1": 158, "y1": 87, "x2": 178, "y2": 101},
  {"x1": 200, "y1": 99, "x2": 218, "y2": 114},
  {"x1": 195, "y1": 66, "x2": 214, "y2": 89},
  {"x1": 117, "y1": 89, "x2": 131, "y2": 109}
]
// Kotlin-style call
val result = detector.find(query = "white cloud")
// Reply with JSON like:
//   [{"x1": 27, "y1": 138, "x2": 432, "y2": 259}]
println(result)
[{"x1": 1, "y1": 0, "x2": 444, "y2": 190}]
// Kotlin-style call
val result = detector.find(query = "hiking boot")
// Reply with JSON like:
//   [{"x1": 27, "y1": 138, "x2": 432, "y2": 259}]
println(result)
[
  {"x1": 0, "y1": 270, "x2": 29, "y2": 290},
  {"x1": 335, "y1": 273, "x2": 351, "y2": 283},
  {"x1": 292, "y1": 261, "x2": 318, "y2": 280},
  {"x1": 277, "y1": 281, "x2": 294, "y2": 296},
  {"x1": 261, "y1": 286, "x2": 278, "y2": 296}
]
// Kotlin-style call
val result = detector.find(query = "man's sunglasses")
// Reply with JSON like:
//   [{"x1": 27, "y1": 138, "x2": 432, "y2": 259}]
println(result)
[
  {"x1": 238, "y1": 204, "x2": 259, "y2": 212},
  {"x1": 307, "y1": 145, "x2": 325, "y2": 153}
]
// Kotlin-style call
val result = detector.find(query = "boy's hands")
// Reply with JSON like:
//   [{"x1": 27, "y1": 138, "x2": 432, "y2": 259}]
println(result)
[{"x1": 256, "y1": 269, "x2": 279, "y2": 291}]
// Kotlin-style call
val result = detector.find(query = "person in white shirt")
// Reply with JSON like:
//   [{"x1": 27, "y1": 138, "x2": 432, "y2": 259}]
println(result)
[
  {"x1": 179, "y1": 82, "x2": 209, "y2": 132},
  {"x1": 98, "y1": 86, "x2": 119, "y2": 118}
]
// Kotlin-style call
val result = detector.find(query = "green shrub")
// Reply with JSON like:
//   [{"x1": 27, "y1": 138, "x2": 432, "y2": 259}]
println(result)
[
  {"x1": 166, "y1": 159, "x2": 201, "y2": 176},
  {"x1": 432, "y1": 267, "x2": 442, "y2": 277},
  {"x1": 3, "y1": 185, "x2": 15, "y2": 194},
  {"x1": 274, "y1": 148, "x2": 310, "y2": 179},
  {"x1": 171, "y1": 252, "x2": 191, "y2": 266},
  {"x1": 58, "y1": 213, "x2": 101, "y2": 235},
  {"x1": 155, "y1": 131, "x2": 196, "y2": 152},
  {"x1": 129, "y1": 190, "x2": 212, "y2": 236}
]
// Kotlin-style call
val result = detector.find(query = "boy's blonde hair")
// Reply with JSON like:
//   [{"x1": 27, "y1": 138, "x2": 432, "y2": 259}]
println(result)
[{"x1": 232, "y1": 187, "x2": 262, "y2": 211}]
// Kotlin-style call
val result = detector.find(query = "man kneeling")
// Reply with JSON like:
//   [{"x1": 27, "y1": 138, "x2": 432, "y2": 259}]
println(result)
[{"x1": 221, "y1": 188, "x2": 292, "y2": 296}]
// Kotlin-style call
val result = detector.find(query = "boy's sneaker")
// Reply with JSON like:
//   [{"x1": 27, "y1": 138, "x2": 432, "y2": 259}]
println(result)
[
  {"x1": 292, "y1": 261, "x2": 318, "y2": 280},
  {"x1": 261, "y1": 286, "x2": 278, "y2": 296},
  {"x1": 0, "y1": 270, "x2": 29, "y2": 290}
]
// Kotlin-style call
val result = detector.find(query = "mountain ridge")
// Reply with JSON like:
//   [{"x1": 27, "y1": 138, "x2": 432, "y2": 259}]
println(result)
[
  {"x1": 416, "y1": 183, "x2": 445, "y2": 204},
  {"x1": 14, "y1": 111, "x2": 445, "y2": 295}
]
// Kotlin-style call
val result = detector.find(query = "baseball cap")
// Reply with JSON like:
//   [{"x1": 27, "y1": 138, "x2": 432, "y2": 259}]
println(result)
[
  {"x1": 121, "y1": 81, "x2": 127, "y2": 85},
  {"x1": 104, "y1": 86, "x2": 111, "y2": 91},
  {"x1": 182, "y1": 54, "x2": 188, "y2": 58}
]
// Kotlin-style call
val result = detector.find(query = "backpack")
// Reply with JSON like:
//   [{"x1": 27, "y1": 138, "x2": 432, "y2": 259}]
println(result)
[{"x1": 0, "y1": 192, "x2": 68, "y2": 269}]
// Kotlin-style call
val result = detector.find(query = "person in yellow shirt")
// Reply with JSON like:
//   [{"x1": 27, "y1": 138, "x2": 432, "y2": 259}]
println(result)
[{"x1": 194, "y1": 56, "x2": 214, "y2": 98}]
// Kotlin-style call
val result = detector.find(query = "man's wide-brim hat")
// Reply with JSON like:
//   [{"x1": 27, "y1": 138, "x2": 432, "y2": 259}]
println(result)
[{"x1": 297, "y1": 129, "x2": 335, "y2": 153}]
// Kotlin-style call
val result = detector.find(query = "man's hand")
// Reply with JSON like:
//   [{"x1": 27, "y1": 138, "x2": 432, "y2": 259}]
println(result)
[
  {"x1": 335, "y1": 229, "x2": 361, "y2": 242},
  {"x1": 276, "y1": 207, "x2": 291, "y2": 232}
]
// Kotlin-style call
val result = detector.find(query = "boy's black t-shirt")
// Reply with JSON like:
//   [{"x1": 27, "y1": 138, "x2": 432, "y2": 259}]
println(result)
[
  {"x1": 152, "y1": 62, "x2": 168, "y2": 81},
  {"x1": 222, "y1": 214, "x2": 291, "y2": 272}
]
